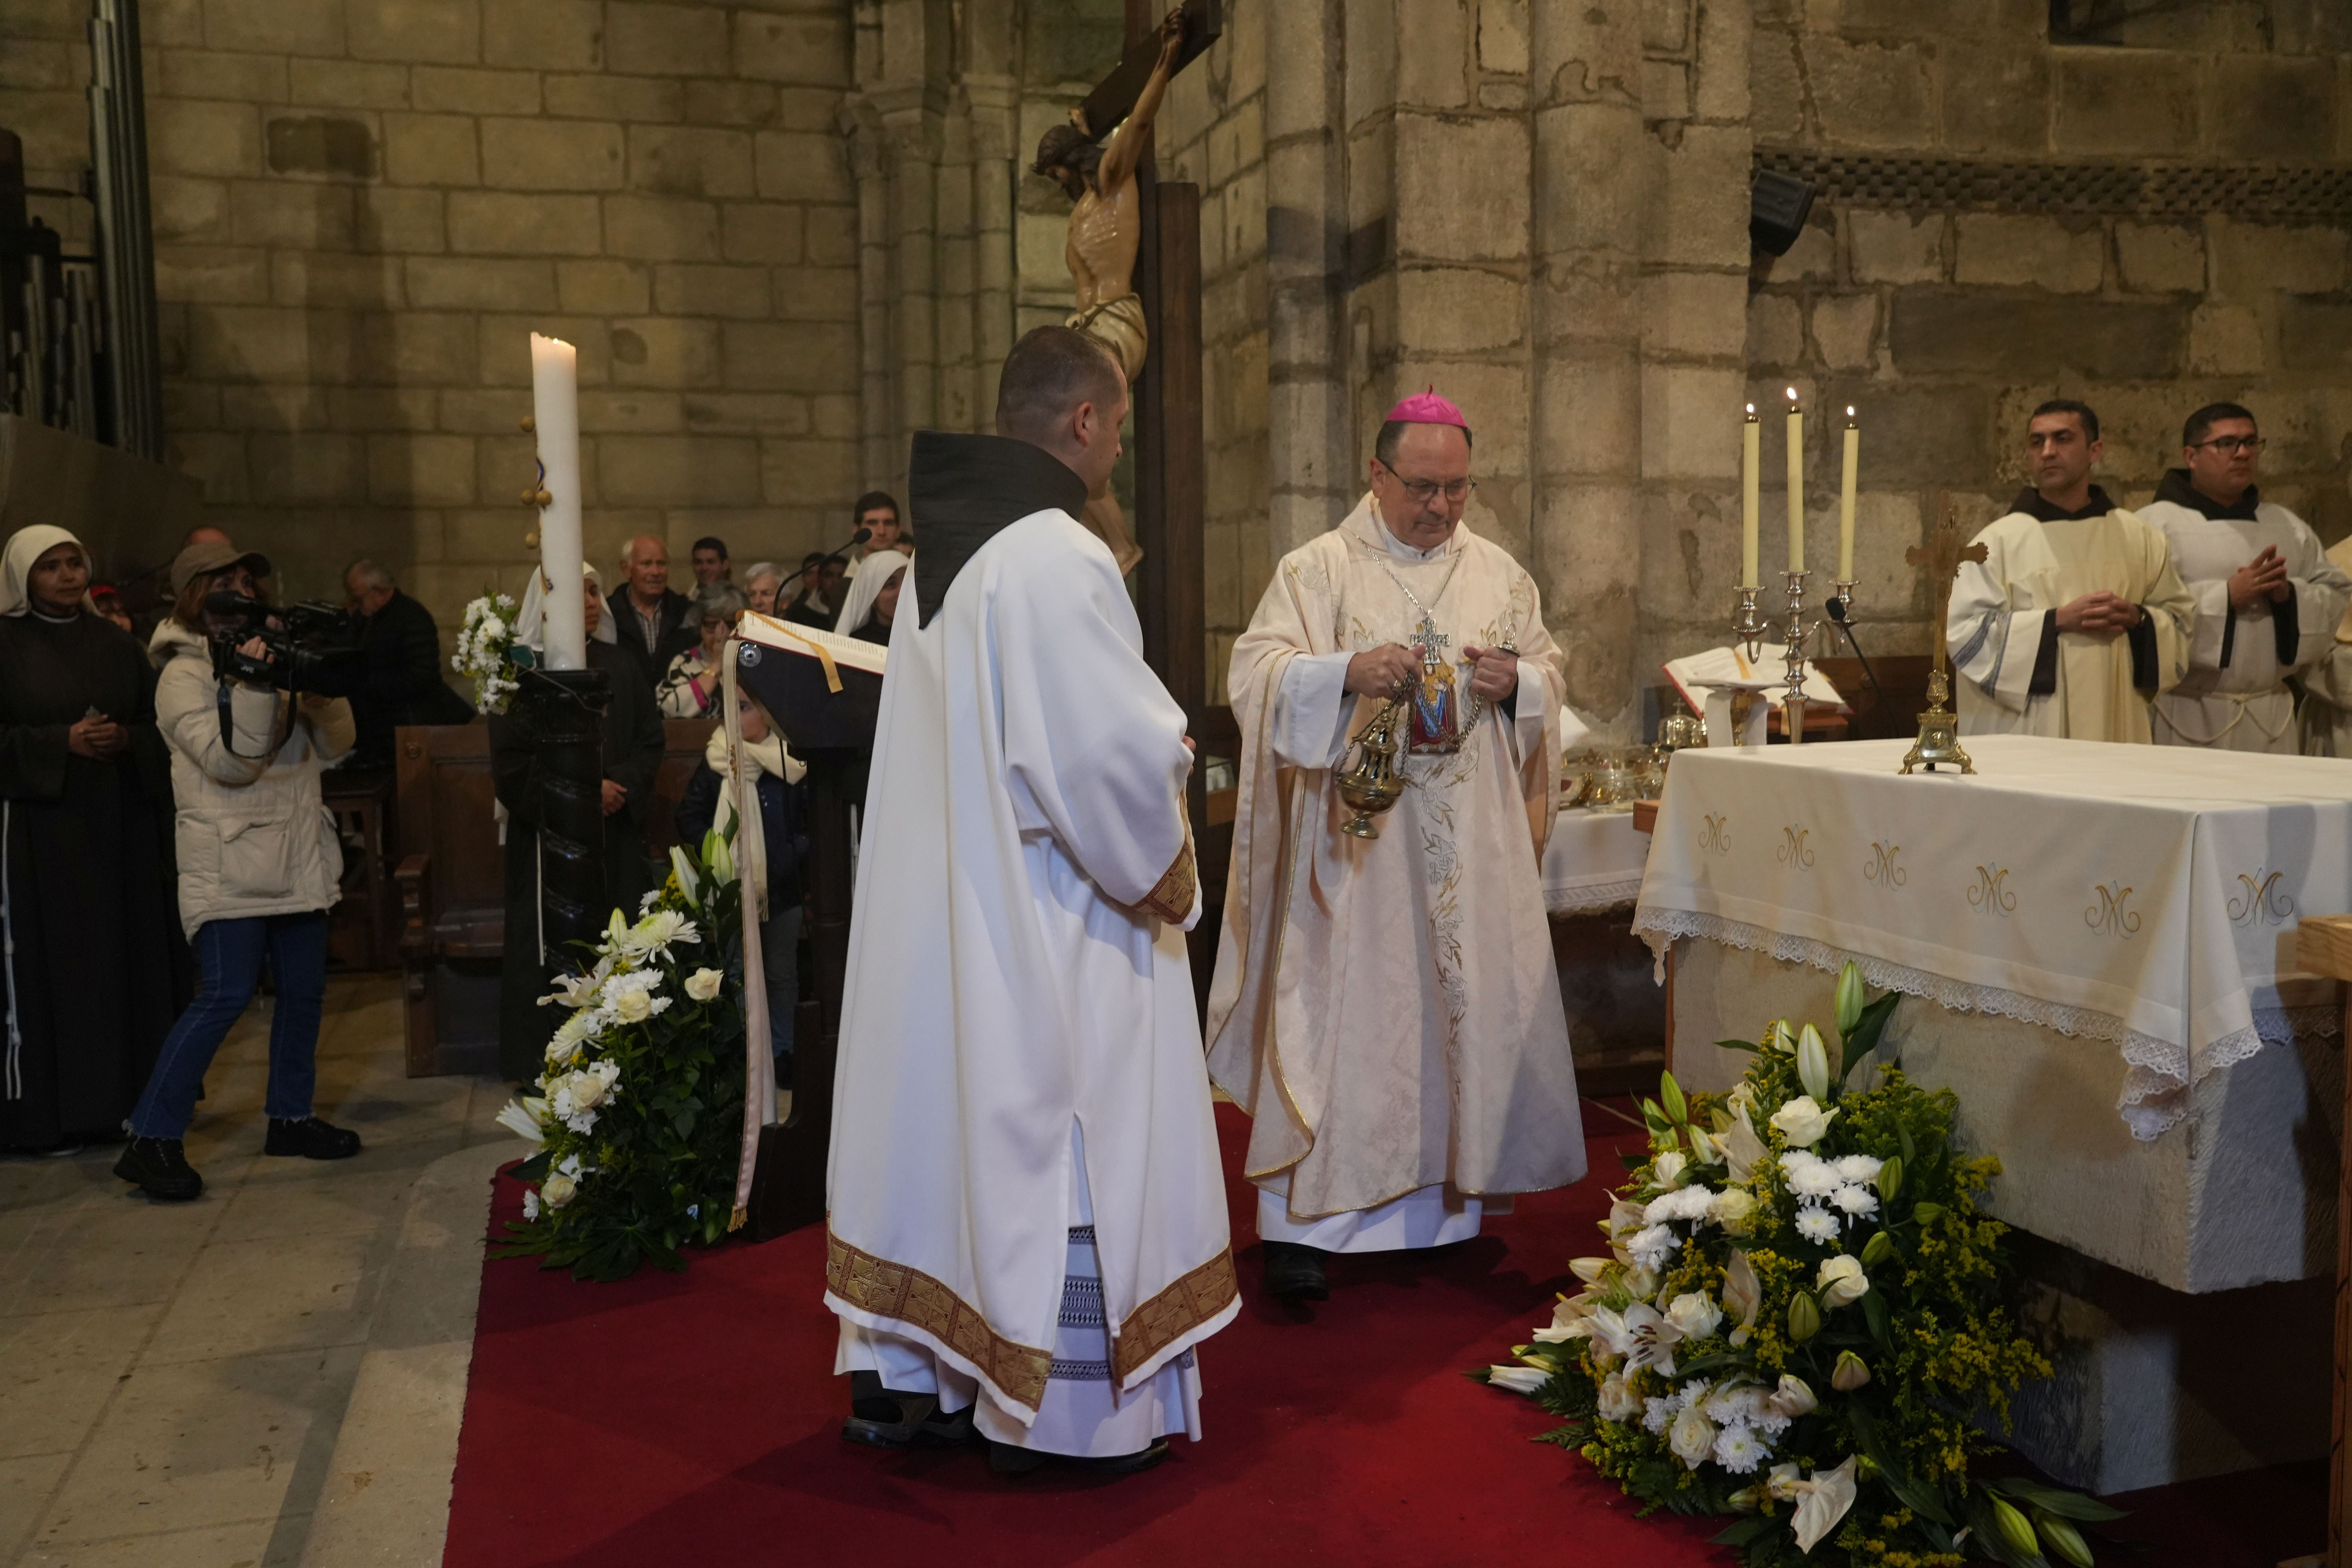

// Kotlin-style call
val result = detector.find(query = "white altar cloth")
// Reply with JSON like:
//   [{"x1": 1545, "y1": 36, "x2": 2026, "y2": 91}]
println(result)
[
  {"x1": 1633, "y1": 735, "x2": 2351, "y2": 1138},
  {"x1": 1541, "y1": 807, "x2": 1651, "y2": 916}
]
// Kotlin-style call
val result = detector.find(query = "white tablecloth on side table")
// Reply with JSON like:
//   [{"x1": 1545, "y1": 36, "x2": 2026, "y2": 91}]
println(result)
[
  {"x1": 1633, "y1": 735, "x2": 2352, "y2": 1139},
  {"x1": 1541, "y1": 807, "x2": 1652, "y2": 916}
]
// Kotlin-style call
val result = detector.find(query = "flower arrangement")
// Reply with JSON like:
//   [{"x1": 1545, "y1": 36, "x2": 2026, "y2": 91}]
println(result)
[
  {"x1": 1481, "y1": 963, "x2": 2122, "y2": 1567},
  {"x1": 451, "y1": 590, "x2": 523, "y2": 714},
  {"x1": 493, "y1": 833, "x2": 748, "y2": 1281}
]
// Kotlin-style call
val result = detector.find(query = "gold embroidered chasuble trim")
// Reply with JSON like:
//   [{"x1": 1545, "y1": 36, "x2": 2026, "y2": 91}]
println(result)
[
  {"x1": 1135, "y1": 819, "x2": 1197, "y2": 924},
  {"x1": 826, "y1": 1230, "x2": 1239, "y2": 1409}
]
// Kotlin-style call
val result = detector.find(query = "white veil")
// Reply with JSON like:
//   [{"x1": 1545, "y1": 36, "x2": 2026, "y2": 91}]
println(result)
[
  {"x1": 514, "y1": 560, "x2": 618, "y2": 649},
  {"x1": 832, "y1": 547, "x2": 911, "y2": 635}
]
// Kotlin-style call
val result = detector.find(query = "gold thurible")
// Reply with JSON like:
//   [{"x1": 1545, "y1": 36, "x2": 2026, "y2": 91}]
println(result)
[{"x1": 1336, "y1": 699, "x2": 1408, "y2": 839}]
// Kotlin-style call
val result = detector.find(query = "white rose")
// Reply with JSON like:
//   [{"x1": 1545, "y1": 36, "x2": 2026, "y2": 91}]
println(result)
[
  {"x1": 1597, "y1": 1372, "x2": 1643, "y2": 1423},
  {"x1": 1708, "y1": 1188, "x2": 1757, "y2": 1231},
  {"x1": 1668, "y1": 1404, "x2": 1716, "y2": 1468},
  {"x1": 1664, "y1": 1291, "x2": 1724, "y2": 1341},
  {"x1": 1769, "y1": 1094, "x2": 1838, "y2": 1148},
  {"x1": 614, "y1": 988, "x2": 654, "y2": 1024},
  {"x1": 540, "y1": 1172, "x2": 577, "y2": 1209},
  {"x1": 566, "y1": 1069, "x2": 610, "y2": 1111},
  {"x1": 685, "y1": 967, "x2": 724, "y2": 1002},
  {"x1": 1815, "y1": 1254, "x2": 1869, "y2": 1309},
  {"x1": 1650, "y1": 1150, "x2": 1688, "y2": 1188}
]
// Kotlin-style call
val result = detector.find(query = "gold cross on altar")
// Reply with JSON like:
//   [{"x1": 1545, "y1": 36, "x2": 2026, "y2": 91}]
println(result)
[{"x1": 1906, "y1": 510, "x2": 1991, "y2": 681}]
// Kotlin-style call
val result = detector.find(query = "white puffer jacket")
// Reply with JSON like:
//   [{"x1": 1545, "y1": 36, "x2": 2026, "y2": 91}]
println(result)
[{"x1": 152, "y1": 621, "x2": 357, "y2": 938}]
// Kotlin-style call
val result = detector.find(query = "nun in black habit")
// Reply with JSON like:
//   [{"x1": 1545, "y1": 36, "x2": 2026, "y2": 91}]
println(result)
[
  {"x1": 489, "y1": 564, "x2": 665, "y2": 1084},
  {"x1": 0, "y1": 526, "x2": 187, "y2": 1151}
]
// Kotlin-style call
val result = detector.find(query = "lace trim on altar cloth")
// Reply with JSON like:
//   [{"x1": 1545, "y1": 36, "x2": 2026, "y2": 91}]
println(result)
[
  {"x1": 1634, "y1": 908, "x2": 2342, "y2": 1143},
  {"x1": 1544, "y1": 873, "x2": 1647, "y2": 917}
]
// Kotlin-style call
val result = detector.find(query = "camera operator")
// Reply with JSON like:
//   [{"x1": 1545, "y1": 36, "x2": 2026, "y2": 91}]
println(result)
[{"x1": 116, "y1": 542, "x2": 365, "y2": 1202}]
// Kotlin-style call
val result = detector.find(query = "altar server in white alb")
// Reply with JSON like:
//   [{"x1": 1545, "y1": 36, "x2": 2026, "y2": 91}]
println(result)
[
  {"x1": 825, "y1": 327, "x2": 1237, "y2": 1477},
  {"x1": 2299, "y1": 535, "x2": 2352, "y2": 756},
  {"x1": 1948, "y1": 399, "x2": 2195, "y2": 743},
  {"x1": 1208, "y1": 388, "x2": 1587, "y2": 1305},
  {"x1": 2136, "y1": 402, "x2": 2351, "y2": 753}
]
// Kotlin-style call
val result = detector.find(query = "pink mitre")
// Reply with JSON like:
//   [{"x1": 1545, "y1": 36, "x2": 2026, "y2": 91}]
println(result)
[{"x1": 1384, "y1": 385, "x2": 1468, "y2": 427}]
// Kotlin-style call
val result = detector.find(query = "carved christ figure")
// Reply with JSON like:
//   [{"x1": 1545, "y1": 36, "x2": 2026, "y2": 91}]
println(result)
[{"x1": 1030, "y1": 8, "x2": 1186, "y2": 575}]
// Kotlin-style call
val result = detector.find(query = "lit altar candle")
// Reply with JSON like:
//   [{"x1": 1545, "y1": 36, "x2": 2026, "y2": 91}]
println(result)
[
  {"x1": 1838, "y1": 406, "x2": 1859, "y2": 584},
  {"x1": 1741, "y1": 404, "x2": 1760, "y2": 589},
  {"x1": 1784, "y1": 387, "x2": 1804, "y2": 574},
  {"x1": 530, "y1": 332, "x2": 585, "y2": 672}
]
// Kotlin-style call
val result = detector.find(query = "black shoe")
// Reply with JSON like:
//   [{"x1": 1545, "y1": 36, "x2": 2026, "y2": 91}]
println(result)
[
  {"x1": 263, "y1": 1117, "x2": 362, "y2": 1160},
  {"x1": 1262, "y1": 1240, "x2": 1330, "y2": 1301},
  {"x1": 842, "y1": 1369, "x2": 976, "y2": 1450},
  {"x1": 114, "y1": 1137, "x2": 203, "y2": 1202},
  {"x1": 987, "y1": 1437, "x2": 1169, "y2": 1477},
  {"x1": 987, "y1": 1439, "x2": 1048, "y2": 1475}
]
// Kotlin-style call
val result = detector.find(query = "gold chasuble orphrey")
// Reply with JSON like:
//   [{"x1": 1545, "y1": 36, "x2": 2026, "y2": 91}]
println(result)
[{"x1": 1207, "y1": 496, "x2": 1588, "y2": 1223}]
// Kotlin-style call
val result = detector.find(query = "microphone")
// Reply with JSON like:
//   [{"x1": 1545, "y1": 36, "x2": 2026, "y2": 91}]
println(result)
[
  {"x1": 1823, "y1": 594, "x2": 1892, "y2": 737},
  {"x1": 819, "y1": 526, "x2": 872, "y2": 568}
]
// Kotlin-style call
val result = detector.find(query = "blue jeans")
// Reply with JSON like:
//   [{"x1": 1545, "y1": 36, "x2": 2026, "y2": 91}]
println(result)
[
  {"x1": 763, "y1": 902, "x2": 803, "y2": 1074},
  {"x1": 130, "y1": 912, "x2": 327, "y2": 1139}
]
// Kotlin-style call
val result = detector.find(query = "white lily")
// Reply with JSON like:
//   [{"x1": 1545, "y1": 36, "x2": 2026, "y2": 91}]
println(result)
[
  {"x1": 1768, "y1": 1373, "x2": 1817, "y2": 1419},
  {"x1": 704, "y1": 827, "x2": 736, "y2": 884},
  {"x1": 669, "y1": 844, "x2": 701, "y2": 909},
  {"x1": 1722, "y1": 1102, "x2": 1768, "y2": 1181},
  {"x1": 494, "y1": 1096, "x2": 547, "y2": 1143},
  {"x1": 1486, "y1": 1365, "x2": 1548, "y2": 1394},
  {"x1": 1721, "y1": 1252, "x2": 1762, "y2": 1344},
  {"x1": 1791, "y1": 1456, "x2": 1859, "y2": 1553},
  {"x1": 1797, "y1": 1023, "x2": 1831, "y2": 1101}
]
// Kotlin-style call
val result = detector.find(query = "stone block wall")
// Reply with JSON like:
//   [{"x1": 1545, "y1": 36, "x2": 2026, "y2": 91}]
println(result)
[
  {"x1": 1, "y1": 0, "x2": 864, "y2": 626},
  {"x1": 1750, "y1": 1, "x2": 2352, "y2": 656}
]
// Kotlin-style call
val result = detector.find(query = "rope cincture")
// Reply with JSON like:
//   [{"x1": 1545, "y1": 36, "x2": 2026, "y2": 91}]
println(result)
[{"x1": 2, "y1": 801, "x2": 20, "y2": 1101}]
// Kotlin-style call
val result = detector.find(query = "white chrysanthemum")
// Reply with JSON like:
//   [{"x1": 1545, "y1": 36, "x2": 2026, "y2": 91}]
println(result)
[
  {"x1": 521, "y1": 1190, "x2": 541, "y2": 1221},
  {"x1": 1832, "y1": 1183, "x2": 1880, "y2": 1218},
  {"x1": 1834, "y1": 1154, "x2": 1885, "y2": 1184},
  {"x1": 1795, "y1": 1207, "x2": 1842, "y2": 1244},
  {"x1": 619, "y1": 909, "x2": 699, "y2": 959},
  {"x1": 1712, "y1": 1423, "x2": 1767, "y2": 1474},
  {"x1": 1642, "y1": 1395, "x2": 1675, "y2": 1434},
  {"x1": 1783, "y1": 1154, "x2": 1842, "y2": 1200},
  {"x1": 1624, "y1": 1223, "x2": 1678, "y2": 1273}
]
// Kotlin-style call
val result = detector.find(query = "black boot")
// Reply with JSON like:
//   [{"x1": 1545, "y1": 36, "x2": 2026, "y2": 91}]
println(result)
[
  {"x1": 842, "y1": 1369, "x2": 976, "y2": 1449},
  {"x1": 263, "y1": 1117, "x2": 362, "y2": 1160},
  {"x1": 114, "y1": 1137, "x2": 203, "y2": 1202},
  {"x1": 1262, "y1": 1240, "x2": 1330, "y2": 1301}
]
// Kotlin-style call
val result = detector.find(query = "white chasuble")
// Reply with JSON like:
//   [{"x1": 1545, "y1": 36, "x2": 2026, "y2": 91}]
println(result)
[
  {"x1": 1947, "y1": 497, "x2": 2194, "y2": 744},
  {"x1": 822, "y1": 479, "x2": 1236, "y2": 1443},
  {"x1": 1206, "y1": 495, "x2": 1588, "y2": 1233},
  {"x1": 2139, "y1": 481, "x2": 2350, "y2": 754}
]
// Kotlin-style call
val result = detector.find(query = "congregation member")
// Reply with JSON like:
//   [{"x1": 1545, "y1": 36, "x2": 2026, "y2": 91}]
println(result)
[
  {"x1": 690, "y1": 536, "x2": 732, "y2": 587},
  {"x1": 607, "y1": 536, "x2": 697, "y2": 696},
  {"x1": 834, "y1": 547, "x2": 909, "y2": 644},
  {"x1": 743, "y1": 560, "x2": 785, "y2": 617},
  {"x1": 2136, "y1": 403, "x2": 2349, "y2": 753},
  {"x1": 1208, "y1": 388, "x2": 1586, "y2": 1304},
  {"x1": 0, "y1": 526, "x2": 183, "y2": 1155},
  {"x1": 658, "y1": 584, "x2": 748, "y2": 719},
  {"x1": 89, "y1": 583, "x2": 135, "y2": 636},
  {"x1": 1947, "y1": 400, "x2": 2194, "y2": 743},
  {"x1": 116, "y1": 542, "x2": 364, "y2": 1202},
  {"x1": 676, "y1": 697, "x2": 805, "y2": 1083},
  {"x1": 488, "y1": 565, "x2": 665, "y2": 1085},
  {"x1": 342, "y1": 558, "x2": 473, "y2": 767},
  {"x1": 785, "y1": 551, "x2": 842, "y2": 629},
  {"x1": 828, "y1": 327, "x2": 1235, "y2": 1475},
  {"x1": 843, "y1": 491, "x2": 905, "y2": 577}
]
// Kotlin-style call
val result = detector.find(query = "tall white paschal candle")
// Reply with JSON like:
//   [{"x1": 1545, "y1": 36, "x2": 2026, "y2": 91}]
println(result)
[
  {"x1": 1839, "y1": 407, "x2": 1860, "y2": 583},
  {"x1": 1740, "y1": 406, "x2": 1760, "y2": 589},
  {"x1": 530, "y1": 333, "x2": 586, "y2": 671},
  {"x1": 1784, "y1": 387, "x2": 1804, "y2": 575}
]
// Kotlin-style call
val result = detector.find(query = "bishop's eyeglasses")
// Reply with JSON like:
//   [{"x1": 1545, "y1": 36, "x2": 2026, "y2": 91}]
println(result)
[{"x1": 1374, "y1": 462, "x2": 1478, "y2": 504}]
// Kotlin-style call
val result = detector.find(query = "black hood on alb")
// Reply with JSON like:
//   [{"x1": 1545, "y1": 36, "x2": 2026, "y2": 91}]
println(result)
[{"x1": 906, "y1": 431, "x2": 1088, "y2": 629}]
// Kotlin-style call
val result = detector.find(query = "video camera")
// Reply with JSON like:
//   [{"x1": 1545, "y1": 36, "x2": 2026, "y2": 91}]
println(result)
[{"x1": 204, "y1": 591, "x2": 365, "y2": 697}]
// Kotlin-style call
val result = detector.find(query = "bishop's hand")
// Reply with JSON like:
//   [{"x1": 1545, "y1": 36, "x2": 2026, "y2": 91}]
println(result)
[
  {"x1": 1461, "y1": 644, "x2": 1518, "y2": 700},
  {"x1": 1345, "y1": 644, "x2": 1421, "y2": 698}
]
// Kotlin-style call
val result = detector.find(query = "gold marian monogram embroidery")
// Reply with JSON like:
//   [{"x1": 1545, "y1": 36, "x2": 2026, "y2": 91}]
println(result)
[
  {"x1": 1776, "y1": 825, "x2": 1815, "y2": 870},
  {"x1": 2228, "y1": 869, "x2": 2295, "y2": 927},
  {"x1": 1968, "y1": 865, "x2": 2015, "y2": 915},
  {"x1": 1697, "y1": 814, "x2": 1730, "y2": 855},
  {"x1": 2084, "y1": 882, "x2": 2141, "y2": 938},
  {"x1": 1863, "y1": 841, "x2": 1906, "y2": 888}
]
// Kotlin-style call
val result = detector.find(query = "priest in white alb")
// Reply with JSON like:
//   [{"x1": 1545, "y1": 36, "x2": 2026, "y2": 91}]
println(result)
[
  {"x1": 2137, "y1": 401, "x2": 2350, "y2": 753},
  {"x1": 1206, "y1": 388, "x2": 1587, "y2": 1304},
  {"x1": 1948, "y1": 399, "x2": 2195, "y2": 743},
  {"x1": 825, "y1": 327, "x2": 1237, "y2": 1476}
]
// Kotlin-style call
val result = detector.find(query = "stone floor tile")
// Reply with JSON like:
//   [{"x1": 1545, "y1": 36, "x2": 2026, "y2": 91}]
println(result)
[
  {"x1": 16, "y1": 1515, "x2": 286, "y2": 1568},
  {"x1": 0, "y1": 1306, "x2": 162, "y2": 1463},
  {"x1": 0, "y1": 1452, "x2": 74, "y2": 1557},
  {"x1": 140, "y1": 1233, "x2": 379, "y2": 1367},
  {"x1": 30, "y1": 1344, "x2": 362, "y2": 1547},
  {"x1": 0, "y1": 1198, "x2": 216, "y2": 1319}
]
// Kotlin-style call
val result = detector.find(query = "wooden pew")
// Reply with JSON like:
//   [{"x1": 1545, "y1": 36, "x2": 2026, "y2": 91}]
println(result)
[{"x1": 394, "y1": 717, "x2": 719, "y2": 1077}]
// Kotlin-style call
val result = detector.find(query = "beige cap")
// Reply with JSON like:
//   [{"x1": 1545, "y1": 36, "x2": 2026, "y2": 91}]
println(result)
[{"x1": 170, "y1": 540, "x2": 273, "y2": 596}]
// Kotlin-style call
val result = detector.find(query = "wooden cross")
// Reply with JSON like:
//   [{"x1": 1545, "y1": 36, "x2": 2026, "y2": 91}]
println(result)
[{"x1": 1906, "y1": 508, "x2": 1991, "y2": 678}]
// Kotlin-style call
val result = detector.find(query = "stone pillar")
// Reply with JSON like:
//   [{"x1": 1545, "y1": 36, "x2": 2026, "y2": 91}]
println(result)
[
  {"x1": 1264, "y1": 0, "x2": 1352, "y2": 559},
  {"x1": 1529, "y1": 2, "x2": 1649, "y2": 739}
]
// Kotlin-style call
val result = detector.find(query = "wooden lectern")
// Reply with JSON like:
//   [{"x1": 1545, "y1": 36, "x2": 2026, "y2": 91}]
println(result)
[
  {"x1": 732, "y1": 623, "x2": 884, "y2": 1239},
  {"x1": 2294, "y1": 913, "x2": 2352, "y2": 1568}
]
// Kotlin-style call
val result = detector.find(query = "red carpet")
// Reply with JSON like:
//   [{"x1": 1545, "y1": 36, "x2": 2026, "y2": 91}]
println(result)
[{"x1": 442, "y1": 1102, "x2": 2322, "y2": 1567}]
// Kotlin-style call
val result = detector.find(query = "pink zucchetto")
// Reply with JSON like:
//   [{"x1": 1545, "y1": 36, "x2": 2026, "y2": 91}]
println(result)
[{"x1": 1383, "y1": 385, "x2": 1469, "y2": 428}]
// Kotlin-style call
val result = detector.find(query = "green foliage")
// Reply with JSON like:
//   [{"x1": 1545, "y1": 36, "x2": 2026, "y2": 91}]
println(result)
[
  {"x1": 490, "y1": 837, "x2": 751, "y2": 1281},
  {"x1": 1491, "y1": 961, "x2": 2117, "y2": 1568}
]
